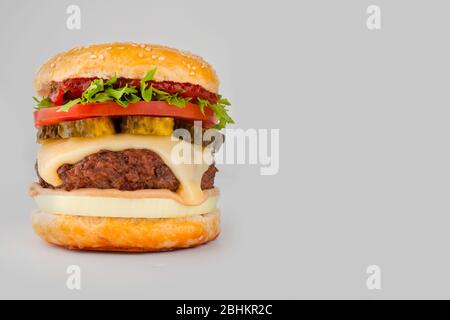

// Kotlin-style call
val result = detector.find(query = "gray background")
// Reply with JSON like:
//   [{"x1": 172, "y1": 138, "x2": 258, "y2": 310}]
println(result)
[{"x1": 0, "y1": 0, "x2": 448, "y2": 299}]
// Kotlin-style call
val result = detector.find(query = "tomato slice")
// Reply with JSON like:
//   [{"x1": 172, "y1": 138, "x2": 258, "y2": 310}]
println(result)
[{"x1": 34, "y1": 101, "x2": 216, "y2": 128}]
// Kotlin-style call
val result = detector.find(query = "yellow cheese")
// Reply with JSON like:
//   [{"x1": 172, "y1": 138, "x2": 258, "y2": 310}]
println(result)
[{"x1": 37, "y1": 134, "x2": 213, "y2": 205}]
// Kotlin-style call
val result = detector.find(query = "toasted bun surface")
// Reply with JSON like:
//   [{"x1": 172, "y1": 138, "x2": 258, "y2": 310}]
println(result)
[
  {"x1": 34, "y1": 43, "x2": 219, "y2": 96},
  {"x1": 32, "y1": 209, "x2": 220, "y2": 252}
]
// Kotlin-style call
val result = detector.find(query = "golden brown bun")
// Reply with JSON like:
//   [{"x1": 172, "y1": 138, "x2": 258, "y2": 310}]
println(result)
[
  {"x1": 32, "y1": 209, "x2": 220, "y2": 252},
  {"x1": 34, "y1": 42, "x2": 219, "y2": 96}
]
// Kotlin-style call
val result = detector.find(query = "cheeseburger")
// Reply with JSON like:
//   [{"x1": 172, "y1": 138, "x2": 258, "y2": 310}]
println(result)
[{"x1": 29, "y1": 43, "x2": 233, "y2": 251}]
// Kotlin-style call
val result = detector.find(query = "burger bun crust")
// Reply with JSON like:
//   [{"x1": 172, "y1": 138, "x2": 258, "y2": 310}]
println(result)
[{"x1": 32, "y1": 209, "x2": 220, "y2": 252}]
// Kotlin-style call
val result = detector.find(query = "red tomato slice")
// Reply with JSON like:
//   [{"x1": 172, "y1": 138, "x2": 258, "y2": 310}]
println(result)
[{"x1": 34, "y1": 101, "x2": 216, "y2": 128}]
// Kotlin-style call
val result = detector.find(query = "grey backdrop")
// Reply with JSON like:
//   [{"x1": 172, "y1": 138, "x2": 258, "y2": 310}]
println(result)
[{"x1": 0, "y1": 0, "x2": 449, "y2": 299}]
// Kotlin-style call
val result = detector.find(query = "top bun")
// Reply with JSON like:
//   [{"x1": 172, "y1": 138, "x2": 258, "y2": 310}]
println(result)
[{"x1": 34, "y1": 43, "x2": 219, "y2": 96}]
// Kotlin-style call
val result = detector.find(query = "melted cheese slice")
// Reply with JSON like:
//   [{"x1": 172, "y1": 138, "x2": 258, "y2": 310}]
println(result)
[{"x1": 37, "y1": 134, "x2": 213, "y2": 205}]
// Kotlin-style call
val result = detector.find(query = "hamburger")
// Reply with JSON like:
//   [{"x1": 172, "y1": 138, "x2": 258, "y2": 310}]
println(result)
[{"x1": 29, "y1": 43, "x2": 233, "y2": 252}]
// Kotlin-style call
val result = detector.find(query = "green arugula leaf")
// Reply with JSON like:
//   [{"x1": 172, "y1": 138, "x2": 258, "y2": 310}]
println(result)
[
  {"x1": 167, "y1": 95, "x2": 190, "y2": 108},
  {"x1": 197, "y1": 98, "x2": 209, "y2": 115},
  {"x1": 196, "y1": 97, "x2": 234, "y2": 129},
  {"x1": 140, "y1": 68, "x2": 157, "y2": 102},
  {"x1": 142, "y1": 68, "x2": 157, "y2": 82},
  {"x1": 33, "y1": 96, "x2": 54, "y2": 109},
  {"x1": 90, "y1": 92, "x2": 114, "y2": 103},
  {"x1": 105, "y1": 73, "x2": 117, "y2": 86},
  {"x1": 105, "y1": 85, "x2": 137, "y2": 100},
  {"x1": 210, "y1": 101, "x2": 234, "y2": 130},
  {"x1": 82, "y1": 79, "x2": 104, "y2": 101},
  {"x1": 141, "y1": 85, "x2": 153, "y2": 102},
  {"x1": 152, "y1": 87, "x2": 170, "y2": 100},
  {"x1": 115, "y1": 99, "x2": 129, "y2": 107},
  {"x1": 57, "y1": 98, "x2": 81, "y2": 112},
  {"x1": 218, "y1": 97, "x2": 231, "y2": 106},
  {"x1": 125, "y1": 93, "x2": 140, "y2": 104},
  {"x1": 151, "y1": 88, "x2": 190, "y2": 108}
]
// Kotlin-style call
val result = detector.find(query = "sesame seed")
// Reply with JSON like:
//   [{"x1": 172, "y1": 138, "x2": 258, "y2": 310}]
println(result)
[
  {"x1": 98, "y1": 54, "x2": 104, "y2": 59},
  {"x1": 189, "y1": 71, "x2": 195, "y2": 76},
  {"x1": 106, "y1": 47, "x2": 112, "y2": 50},
  {"x1": 187, "y1": 64, "x2": 191, "y2": 69},
  {"x1": 140, "y1": 44, "x2": 145, "y2": 48},
  {"x1": 90, "y1": 54, "x2": 97, "y2": 59},
  {"x1": 118, "y1": 46, "x2": 125, "y2": 50},
  {"x1": 145, "y1": 46, "x2": 151, "y2": 51},
  {"x1": 192, "y1": 66, "x2": 197, "y2": 70},
  {"x1": 131, "y1": 43, "x2": 137, "y2": 47},
  {"x1": 138, "y1": 53, "x2": 144, "y2": 58},
  {"x1": 50, "y1": 63, "x2": 56, "y2": 68},
  {"x1": 158, "y1": 56, "x2": 165, "y2": 61},
  {"x1": 151, "y1": 55, "x2": 158, "y2": 59}
]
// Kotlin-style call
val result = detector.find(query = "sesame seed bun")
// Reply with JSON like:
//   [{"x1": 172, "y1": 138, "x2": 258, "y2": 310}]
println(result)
[
  {"x1": 34, "y1": 42, "x2": 219, "y2": 97},
  {"x1": 32, "y1": 209, "x2": 220, "y2": 252}
]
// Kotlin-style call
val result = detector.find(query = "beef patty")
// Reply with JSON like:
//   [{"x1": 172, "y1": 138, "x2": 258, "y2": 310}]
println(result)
[{"x1": 37, "y1": 149, "x2": 217, "y2": 191}]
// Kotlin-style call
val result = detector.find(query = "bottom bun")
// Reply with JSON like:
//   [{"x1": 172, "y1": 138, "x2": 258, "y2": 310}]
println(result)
[{"x1": 32, "y1": 210, "x2": 220, "y2": 252}]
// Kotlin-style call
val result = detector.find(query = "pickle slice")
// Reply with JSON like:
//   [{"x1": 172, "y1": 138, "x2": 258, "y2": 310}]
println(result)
[
  {"x1": 58, "y1": 117, "x2": 115, "y2": 138},
  {"x1": 121, "y1": 116, "x2": 174, "y2": 136},
  {"x1": 36, "y1": 124, "x2": 59, "y2": 141},
  {"x1": 37, "y1": 117, "x2": 115, "y2": 142}
]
